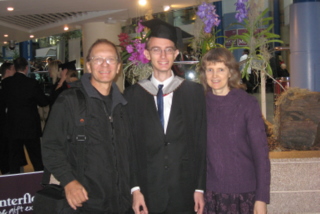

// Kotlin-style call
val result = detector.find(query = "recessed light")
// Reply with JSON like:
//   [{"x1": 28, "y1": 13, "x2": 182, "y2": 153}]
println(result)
[
  {"x1": 4, "y1": 34, "x2": 8, "y2": 37},
  {"x1": 30, "y1": 35, "x2": 34, "y2": 38},
  {"x1": 64, "y1": 26, "x2": 69, "y2": 31},
  {"x1": 7, "y1": 7, "x2": 14, "y2": 11},
  {"x1": 163, "y1": 5, "x2": 171, "y2": 11},
  {"x1": 3, "y1": 41, "x2": 8, "y2": 44},
  {"x1": 138, "y1": 0, "x2": 147, "y2": 6}
]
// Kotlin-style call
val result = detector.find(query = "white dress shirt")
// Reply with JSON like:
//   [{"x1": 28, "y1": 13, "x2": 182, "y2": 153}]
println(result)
[{"x1": 151, "y1": 72, "x2": 174, "y2": 134}]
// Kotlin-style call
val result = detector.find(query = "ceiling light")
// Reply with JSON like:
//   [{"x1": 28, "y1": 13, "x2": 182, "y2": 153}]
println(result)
[
  {"x1": 3, "y1": 41, "x2": 8, "y2": 45},
  {"x1": 163, "y1": 5, "x2": 171, "y2": 11},
  {"x1": 138, "y1": 0, "x2": 147, "y2": 6},
  {"x1": 4, "y1": 34, "x2": 9, "y2": 37},
  {"x1": 64, "y1": 26, "x2": 69, "y2": 31},
  {"x1": 7, "y1": 7, "x2": 14, "y2": 11},
  {"x1": 30, "y1": 35, "x2": 34, "y2": 38}
]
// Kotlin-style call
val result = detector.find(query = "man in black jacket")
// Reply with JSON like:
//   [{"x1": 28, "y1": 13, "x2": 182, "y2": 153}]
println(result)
[
  {"x1": 2, "y1": 57, "x2": 49, "y2": 173},
  {"x1": 42, "y1": 39, "x2": 139, "y2": 213},
  {"x1": 0, "y1": 62, "x2": 16, "y2": 174}
]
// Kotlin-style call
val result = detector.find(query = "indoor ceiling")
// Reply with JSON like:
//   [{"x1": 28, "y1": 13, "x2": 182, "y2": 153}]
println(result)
[{"x1": 0, "y1": 0, "x2": 207, "y2": 45}]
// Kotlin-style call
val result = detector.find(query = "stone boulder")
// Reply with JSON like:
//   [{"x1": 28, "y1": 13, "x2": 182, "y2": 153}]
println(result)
[{"x1": 274, "y1": 88, "x2": 320, "y2": 150}]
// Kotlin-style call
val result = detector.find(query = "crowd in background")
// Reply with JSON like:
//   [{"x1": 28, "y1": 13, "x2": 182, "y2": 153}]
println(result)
[{"x1": 0, "y1": 58, "x2": 78, "y2": 175}]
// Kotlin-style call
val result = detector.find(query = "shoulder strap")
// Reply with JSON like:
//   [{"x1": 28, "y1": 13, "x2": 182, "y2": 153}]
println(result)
[
  {"x1": 74, "y1": 88, "x2": 87, "y2": 183},
  {"x1": 42, "y1": 88, "x2": 87, "y2": 185}
]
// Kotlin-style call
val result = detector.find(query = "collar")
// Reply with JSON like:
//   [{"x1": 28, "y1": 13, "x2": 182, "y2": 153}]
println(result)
[
  {"x1": 80, "y1": 73, "x2": 127, "y2": 108},
  {"x1": 138, "y1": 72, "x2": 185, "y2": 96},
  {"x1": 17, "y1": 71, "x2": 26, "y2": 76},
  {"x1": 150, "y1": 71, "x2": 174, "y2": 90}
]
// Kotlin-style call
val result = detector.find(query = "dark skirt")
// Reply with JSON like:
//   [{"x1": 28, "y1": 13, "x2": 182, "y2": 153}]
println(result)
[{"x1": 204, "y1": 191, "x2": 255, "y2": 214}]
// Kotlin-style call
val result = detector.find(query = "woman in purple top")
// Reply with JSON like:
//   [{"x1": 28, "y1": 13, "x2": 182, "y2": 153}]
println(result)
[{"x1": 199, "y1": 48, "x2": 270, "y2": 214}]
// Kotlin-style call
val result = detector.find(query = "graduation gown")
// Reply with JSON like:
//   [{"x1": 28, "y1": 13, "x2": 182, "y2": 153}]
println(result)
[{"x1": 125, "y1": 77, "x2": 206, "y2": 213}]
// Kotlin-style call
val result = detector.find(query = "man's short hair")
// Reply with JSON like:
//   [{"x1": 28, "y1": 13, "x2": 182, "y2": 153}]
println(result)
[
  {"x1": 13, "y1": 57, "x2": 28, "y2": 72},
  {"x1": 86, "y1": 39, "x2": 121, "y2": 63},
  {"x1": 0, "y1": 62, "x2": 13, "y2": 76},
  {"x1": 243, "y1": 49, "x2": 249, "y2": 55}
]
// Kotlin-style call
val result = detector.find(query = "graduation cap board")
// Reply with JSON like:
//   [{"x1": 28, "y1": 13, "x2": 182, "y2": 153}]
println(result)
[
  {"x1": 59, "y1": 60, "x2": 76, "y2": 71},
  {"x1": 141, "y1": 18, "x2": 193, "y2": 50}
]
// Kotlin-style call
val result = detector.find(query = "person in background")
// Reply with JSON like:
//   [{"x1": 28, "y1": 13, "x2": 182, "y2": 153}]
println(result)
[
  {"x1": 0, "y1": 62, "x2": 15, "y2": 80},
  {"x1": 0, "y1": 62, "x2": 16, "y2": 174},
  {"x1": 44, "y1": 57, "x2": 53, "y2": 71},
  {"x1": 278, "y1": 63, "x2": 290, "y2": 77},
  {"x1": 125, "y1": 18, "x2": 206, "y2": 214},
  {"x1": 239, "y1": 49, "x2": 256, "y2": 93},
  {"x1": 66, "y1": 69, "x2": 79, "y2": 86},
  {"x1": 2, "y1": 57, "x2": 49, "y2": 174},
  {"x1": 48, "y1": 60, "x2": 77, "y2": 107},
  {"x1": 199, "y1": 48, "x2": 270, "y2": 214}
]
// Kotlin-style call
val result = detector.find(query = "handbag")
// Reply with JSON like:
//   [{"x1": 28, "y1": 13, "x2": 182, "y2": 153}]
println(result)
[{"x1": 33, "y1": 184, "x2": 69, "y2": 213}]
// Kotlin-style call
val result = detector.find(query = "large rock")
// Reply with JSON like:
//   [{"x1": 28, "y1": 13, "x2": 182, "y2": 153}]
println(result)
[{"x1": 274, "y1": 88, "x2": 320, "y2": 150}]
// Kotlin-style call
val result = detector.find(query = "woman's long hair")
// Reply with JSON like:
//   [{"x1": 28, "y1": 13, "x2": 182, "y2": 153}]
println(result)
[{"x1": 48, "y1": 60, "x2": 61, "y2": 84}]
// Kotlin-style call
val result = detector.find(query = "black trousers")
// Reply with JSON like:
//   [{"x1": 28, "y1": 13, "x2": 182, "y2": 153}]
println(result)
[{"x1": 9, "y1": 138, "x2": 43, "y2": 173}]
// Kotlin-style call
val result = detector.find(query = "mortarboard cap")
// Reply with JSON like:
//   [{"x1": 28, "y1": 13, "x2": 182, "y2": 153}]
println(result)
[
  {"x1": 59, "y1": 60, "x2": 76, "y2": 71},
  {"x1": 142, "y1": 18, "x2": 193, "y2": 50}
]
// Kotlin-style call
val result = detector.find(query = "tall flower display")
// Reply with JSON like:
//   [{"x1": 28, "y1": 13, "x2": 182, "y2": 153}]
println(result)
[
  {"x1": 228, "y1": 0, "x2": 283, "y2": 118},
  {"x1": 228, "y1": 0, "x2": 283, "y2": 79},
  {"x1": 118, "y1": 20, "x2": 152, "y2": 85},
  {"x1": 192, "y1": 2, "x2": 225, "y2": 57}
]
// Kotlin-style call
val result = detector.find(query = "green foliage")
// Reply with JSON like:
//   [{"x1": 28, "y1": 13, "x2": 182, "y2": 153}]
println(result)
[
  {"x1": 200, "y1": 30, "x2": 226, "y2": 55},
  {"x1": 227, "y1": 7, "x2": 283, "y2": 79}
]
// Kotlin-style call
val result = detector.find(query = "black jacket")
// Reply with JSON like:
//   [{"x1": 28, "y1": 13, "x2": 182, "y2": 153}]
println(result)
[
  {"x1": 2, "y1": 72, "x2": 49, "y2": 139},
  {"x1": 42, "y1": 73, "x2": 136, "y2": 213}
]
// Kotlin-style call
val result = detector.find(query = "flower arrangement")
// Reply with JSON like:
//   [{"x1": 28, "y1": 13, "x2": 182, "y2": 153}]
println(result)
[
  {"x1": 192, "y1": 2, "x2": 225, "y2": 57},
  {"x1": 228, "y1": 0, "x2": 283, "y2": 80},
  {"x1": 228, "y1": 0, "x2": 284, "y2": 118},
  {"x1": 118, "y1": 20, "x2": 152, "y2": 85},
  {"x1": 235, "y1": 0, "x2": 249, "y2": 22}
]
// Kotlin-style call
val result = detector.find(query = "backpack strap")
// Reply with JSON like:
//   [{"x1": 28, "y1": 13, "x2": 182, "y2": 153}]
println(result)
[
  {"x1": 74, "y1": 88, "x2": 87, "y2": 183},
  {"x1": 42, "y1": 88, "x2": 87, "y2": 185}
]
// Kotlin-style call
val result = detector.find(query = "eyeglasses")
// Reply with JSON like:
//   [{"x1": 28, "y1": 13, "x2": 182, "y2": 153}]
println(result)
[
  {"x1": 148, "y1": 47, "x2": 176, "y2": 55},
  {"x1": 90, "y1": 56, "x2": 118, "y2": 65}
]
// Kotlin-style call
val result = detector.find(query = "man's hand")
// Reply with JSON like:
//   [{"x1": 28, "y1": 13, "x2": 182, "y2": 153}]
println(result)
[
  {"x1": 132, "y1": 190, "x2": 148, "y2": 214},
  {"x1": 194, "y1": 192, "x2": 205, "y2": 214},
  {"x1": 64, "y1": 180, "x2": 88, "y2": 210},
  {"x1": 254, "y1": 200, "x2": 267, "y2": 214}
]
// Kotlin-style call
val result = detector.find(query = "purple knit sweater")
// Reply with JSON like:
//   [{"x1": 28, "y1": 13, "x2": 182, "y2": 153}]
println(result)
[{"x1": 206, "y1": 88, "x2": 270, "y2": 203}]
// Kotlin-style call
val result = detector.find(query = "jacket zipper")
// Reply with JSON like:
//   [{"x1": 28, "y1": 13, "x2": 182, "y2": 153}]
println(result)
[{"x1": 103, "y1": 105, "x2": 120, "y2": 196}]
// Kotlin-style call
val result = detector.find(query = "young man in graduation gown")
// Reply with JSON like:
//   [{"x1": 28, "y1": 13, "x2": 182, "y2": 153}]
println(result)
[{"x1": 125, "y1": 19, "x2": 206, "y2": 214}]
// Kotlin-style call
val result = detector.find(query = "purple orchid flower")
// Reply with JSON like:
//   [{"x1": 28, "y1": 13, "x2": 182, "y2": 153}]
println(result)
[
  {"x1": 136, "y1": 20, "x2": 144, "y2": 33},
  {"x1": 234, "y1": 0, "x2": 248, "y2": 22},
  {"x1": 126, "y1": 45, "x2": 134, "y2": 54},
  {"x1": 197, "y1": 2, "x2": 220, "y2": 33}
]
